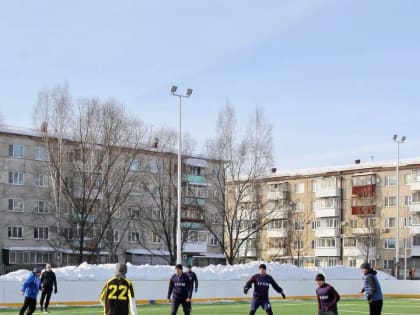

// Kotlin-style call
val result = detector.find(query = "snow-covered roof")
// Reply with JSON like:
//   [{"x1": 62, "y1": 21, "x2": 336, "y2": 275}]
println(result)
[
  {"x1": 126, "y1": 248, "x2": 170, "y2": 256},
  {"x1": 6, "y1": 246, "x2": 55, "y2": 252},
  {"x1": 184, "y1": 158, "x2": 209, "y2": 168}
]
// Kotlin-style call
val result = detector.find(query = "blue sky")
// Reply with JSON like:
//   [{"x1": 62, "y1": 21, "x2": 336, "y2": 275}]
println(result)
[{"x1": 1, "y1": 0, "x2": 420, "y2": 169}]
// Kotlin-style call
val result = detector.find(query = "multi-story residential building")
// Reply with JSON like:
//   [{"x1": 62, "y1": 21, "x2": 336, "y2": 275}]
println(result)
[
  {"x1": 0, "y1": 126, "x2": 225, "y2": 273},
  {"x1": 232, "y1": 160, "x2": 420, "y2": 277}
]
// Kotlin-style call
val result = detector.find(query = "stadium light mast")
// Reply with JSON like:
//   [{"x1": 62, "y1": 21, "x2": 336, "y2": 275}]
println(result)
[
  {"x1": 393, "y1": 134, "x2": 406, "y2": 279},
  {"x1": 171, "y1": 85, "x2": 193, "y2": 265}
]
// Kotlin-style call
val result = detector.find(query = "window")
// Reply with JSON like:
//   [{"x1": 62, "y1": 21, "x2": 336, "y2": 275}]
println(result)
[
  {"x1": 413, "y1": 169, "x2": 420, "y2": 182},
  {"x1": 8, "y1": 171, "x2": 24, "y2": 185},
  {"x1": 34, "y1": 147, "x2": 48, "y2": 161},
  {"x1": 35, "y1": 174, "x2": 49, "y2": 187},
  {"x1": 316, "y1": 218, "x2": 338, "y2": 229},
  {"x1": 9, "y1": 144, "x2": 24, "y2": 158},
  {"x1": 34, "y1": 226, "x2": 49, "y2": 240},
  {"x1": 33, "y1": 200, "x2": 49, "y2": 214},
  {"x1": 384, "y1": 175, "x2": 397, "y2": 186},
  {"x1": 8, "y1": 226, "x2": 23, "y2": 239},
  {"x1": 313, "y1": 198, "x2": 340, "y2": 210},
  {"x1": 149, "y1": 159, "x2": 159, "y2": 173},
  {"x1": 384, "y1": 196, "x2": 396, "y2": 207},
  {"x1": 344, "y1": 237, "x2": 357, "y2": 247},
  {"x1": 148, "y1": 231, "x2": 161, "y2": 243},
  {"x1": 129, "y1": 231, "x2": 141, "y2": 243},
  {"x1": 105, "y1": 230, "x2": 119, "y2": 242},
  {"x1": 128, "y1": 207, "x2": 142, "y2": 219},
  {"x1": 311, "y1": 221, "x2": 316, "y2": 230},
  {"x1": 404, "y1": 173, "x2": 411, "y2": 185},
  {"x1": 384, "y1": 239, "x2": 396, "y2": 249},
  {"x1": 352, "y1": 175, "x2": 376, "y2": 186},
  {"x1": 405, "y1": 195, "x2": 412, "y2": 206},
  {"x1": 8, "y1": 198, "x2": 24, "y2": 212},
  {"x1": 294, "y1": 183, "x2": 304, "y2": 193},
  {"x1": 295, "y1": 201, "x2": 304, "y2": 212},
  {"x1": 383, "y1": 259, "x2": 394, "y2": 269},
  {"x1": 294, "y1": 221, "x2": 304, "y2": 231},
  {"x1": 385, "y1": 217, "x2": 397, "y2": 228},
  {"x1": 129, "y1": 159, "x2": 141, "y2": 171},
  {"x1": 294, "y1": 240, "x2": 303, "y2": 249},
  {"x1": 210, "y1": 236, "x2": 219, "y2": 246},
  {"x1": 191, "y1": 167, "x2": 202, "y2": 176},
  {"x1": 316, "y1": 238, "x2": 336, "y2": 248},
  {"x1": 348, "y1": 258, "x2": 357, "y2": 267},
  {"x1": 267, "y1": 219, "x2": 288, "y2": 229},
  {"x1": 413, "y1": 191, "x2": 420, "y2": 203}
]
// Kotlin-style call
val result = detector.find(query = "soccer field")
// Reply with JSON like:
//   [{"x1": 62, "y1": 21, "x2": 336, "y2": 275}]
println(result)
[{"x1": 0, "y1": 299, "x2": 419, "y2": 315}]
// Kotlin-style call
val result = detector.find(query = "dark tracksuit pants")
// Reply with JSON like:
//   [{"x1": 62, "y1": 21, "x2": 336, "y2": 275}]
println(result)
[
  {"x1": 369, "y1": 300, "x2": 383, "y2": 315},
  {"x1": 171, "y1": 298, "x2": 190, "y2": 315},
  {"x1": 19, "y1": 297, "x2": 37, "y2": 315},
  {"x1": 40, "y1": 286, "x2": 53, "y2": 310}
]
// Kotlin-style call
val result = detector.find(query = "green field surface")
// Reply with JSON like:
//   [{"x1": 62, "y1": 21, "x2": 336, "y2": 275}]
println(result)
[{"x1": 0, "y1": 299, "x2": 419, "y2": 315}]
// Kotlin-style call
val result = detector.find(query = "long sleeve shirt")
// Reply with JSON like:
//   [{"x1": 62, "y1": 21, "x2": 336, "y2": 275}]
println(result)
[
  {"x1": 244, "y1": 274, "x2": 283, "y2": 299},
  {"x1": 361, "y1": 270, "x2": 383, "y2": 301},
  {"x1": 167, "y1": 273, "x2": 192, "y2": 300},
  {"x1": 185, "y1": 271, "x2": 198, "y2": 291},
  {"x1": 41, "y1": 270, "x2": 57, "y2": 290},
  {"x1": 20, "y1": 272, "x2": 42, "y2": 299},
  {"x1": 316, "y1": 283, "x2": 340, "y2": 312}
]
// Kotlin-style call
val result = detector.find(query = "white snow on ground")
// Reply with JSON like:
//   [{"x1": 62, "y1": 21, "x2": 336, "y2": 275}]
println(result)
[{"x1": 0, "y1": 261, "x2": 395, "y2": 282}]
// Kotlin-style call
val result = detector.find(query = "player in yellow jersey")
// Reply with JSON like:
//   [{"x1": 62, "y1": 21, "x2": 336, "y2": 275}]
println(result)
[{"x1": 100, "y1": 263, "x2": 137, "y2": 315}]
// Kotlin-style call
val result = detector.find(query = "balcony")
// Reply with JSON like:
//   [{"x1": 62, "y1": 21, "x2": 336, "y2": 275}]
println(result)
[
  {"x1": 315, "y1": 207, "x2": 340, "y2": 218},
  {"x1": 314, "y1": 247, "x2": 340, "y2": 257},
  {"x1": 267, "y1": 248, "x2": 286, "y2": 256},
  {"x1": 241, "y1": 193, "x2": 256, "y2": 203},
  {"x1": 266, "y1": 228, "x2": 288, "y2": 238},
  {"x1": 267, "y1": 191, "x2": 289, "y2": 200},
  {"x1": 183, "y1": 197, "x2": 205, "y2": 207},
  {"x1": 181, "y1": 222, "x2": 204, "y2": 230},
  {"x1": 184, "y1": 174, "x2": 206, "y2": 184},
  {"x1": 352, "y1": 205, "x2": 375, "y2": 216},
  {"x1": 343, "y1": 247, "x2": 376, "y2": 257},
  {"x1": 352, "y1": 184, "x2": 376, "y2": 197},
  {"x1": 315, "y1": 227, "x2": 340, "y2": 238},
  {"x1": 183, "y1": 242, "x2": 207, "y2": 254},
  {"x1": 411, "y1": 246, "x2": 420, "y2": 257},
  {"x1": 410, "y1": 225, "x2": 420, "y2": 234},
  {"x1": 267, "y1": 209, "x2": 289, "y2": 220},
  {"x1": 315, "y1": 187, "x2": 341, "y2": 198},
  {"x1": 409, "y1": 203, "x2": 420, "y2": 213},
  {"x1": 239, "y1": 248, "x2": 257, "y2": 257},
  {"x1": 410, "y1": 181, "x2": 420, "y2": 191},
  {"x1": 352, "y1": 227, "x2": 374, "y2": 235}
]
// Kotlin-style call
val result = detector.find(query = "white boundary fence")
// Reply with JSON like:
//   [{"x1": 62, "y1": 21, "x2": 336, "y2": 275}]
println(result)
[{"x1": 1, "y1": 279, "x2": 419, "y2": 306}]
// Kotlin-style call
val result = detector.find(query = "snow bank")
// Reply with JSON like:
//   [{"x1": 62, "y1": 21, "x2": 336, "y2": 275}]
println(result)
[{"x1": 0, "y1": 261, "x2": 395, "y2": 282}]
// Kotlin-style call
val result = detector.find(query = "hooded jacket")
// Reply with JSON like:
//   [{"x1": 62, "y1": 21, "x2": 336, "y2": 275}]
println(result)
[
  {"x1": 21, "y1": 272, "x2": 42, "y2": 299},
  {"x1": 361, "y1": 269, "x2": 383, "y2": 302}
]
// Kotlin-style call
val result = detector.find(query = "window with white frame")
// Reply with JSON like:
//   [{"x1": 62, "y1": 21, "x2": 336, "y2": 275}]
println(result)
[
  {"x1": 34, "y1": 226, "x2": 49, "y2": 240},
  {"x1": 316, "y1": 218, "x2": 338, "y2": 229},
  {"x1": 128, "y1": 231, "x2": 141, "y2": 243},
  {"x1": 33, "y1": 200, "x2": 49, "y2": 214},
  {"x1": 384, "y1": 217, "x2": 397, "y2": 228},
  {"x1": 8, "y1": 171, "x2": 24, "y2": 185},
  {"x1": 9, "y1": 144, "x2": 24, "y2": 158},
  {"x1": 343, "y1": 237, "x2": 357, "y2": 247},
  {"x1": 267, "y1": 219, "x2": 287, "y2": 230},
  {"x1": 352, "y1": 175, "x2": 376, "y2": 186},
  {"x1": 267, "y1": 238, "x2": 287, "y2": 249},
  {"x1": 413, "y1": 169, "x2": 420, "y2": 182},
  {"x1": 313, "y1": 198, "x2": 340, "y2": 210},
  {"x1": 34, "y1": 147, "x2": 48, "y2": 161},
  {"x1": 348, "y1": 258, "x2": 357, "y2": 267},
  {"x1": 311, "y1": 221, "x2": 316, "y2": 230},
  {"x1": 404, "y1": 195, "x2": 412, "y2": 206},
  {"x1": 128, "y1": 207, "x2": 142, "y2": 219},
  {"x1": 129, "y1": 159, "x2": 141, "y2": 171},
  {"x1": 35, "y1": 174, "x2": 49, "y2": 187},
  {"x1": 404, "y1": 173, "x2": 411, "y2": 185},
  {"x1": 294, "y1": 183, "x2": 304, "y2": 193},
  {"x1": 209, "y1": 236, "x2": 219, "y2": 246},
  {"x1": 316, "y1": 238, "x2": 336, "y2": 248},
  {"x1": 8, "y1": 226, "x2": 23, "y2": 239},
  {"x1": 187, "y1": 230, "x2": 208, "y2": 243},
  {"x1": 383, "y1": 259, "x2": 394, "y2": 269},
  {"x1": 294, "y1": 221, "x2": 304, "y2": 231},
  {"x1": 147, "y1": 231, "x2": 161, "y2": 243},
  {"x1": 384, "y1": 175, "x2": 397, "y2": 186},
  {"x1": 412, "y1": 191, "x2": 420, "y2": 203},
  {"x1": 294, "y1": 240, "x2": 303, "y2": 249},
  {"x1": 384, "y1": 238, "x2": 396, "y2": 249},
  {"x1": 105, "y1": 230, "x2": 119, "y2": 242},
  {"x1": 8, "y1": 198, "x2": 24, "y2": 212},
  {"x1": 295, "y1": 201, "x2": 304, "y2": 212},
  {"x1": 384, "y1": 196, "x2": 396, "y2": 207}
]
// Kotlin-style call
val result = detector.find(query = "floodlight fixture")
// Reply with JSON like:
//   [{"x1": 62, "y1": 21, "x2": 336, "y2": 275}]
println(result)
[
  {"x1": 186, "y1": 88, "x2": 193, "y2": 97},
  {"x1": 171, "y1": 85, "x2": 178, "y2": 94}
]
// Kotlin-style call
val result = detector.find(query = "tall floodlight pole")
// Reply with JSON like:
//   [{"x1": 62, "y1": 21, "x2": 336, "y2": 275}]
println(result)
[
  {"x1": 393, "y1": 134, "x2": 406, "y2": 279},
  {"x1": 171, "y1": 85, "x2": 193, "y2": 265}
]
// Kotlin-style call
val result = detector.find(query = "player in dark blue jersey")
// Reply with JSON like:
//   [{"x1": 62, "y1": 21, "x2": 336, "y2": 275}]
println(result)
[
  {"x1": 185, "y1": 264, "x2": 198, "y2": 311},
  {"x1": 243, "y1": 264, "x2": 286, "y2": 315},
  {"x1": 315, "y1": 273, "x2": 340, "y2": 315},
  {"x1": 167, "y1": 264, "x2": 192, "y2": 315}
]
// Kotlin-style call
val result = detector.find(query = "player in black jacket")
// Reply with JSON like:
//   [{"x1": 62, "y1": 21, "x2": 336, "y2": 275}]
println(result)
[
  {"x1": 167, "y1": 264, "x2": 192, "y2": 315},
  {"x1": 185, "y1": 264, "x2": 198, "y2": 311},
  {"x1": 100, "y1": 263, "x2": 137, "y2": 315},
  {"x1": 40, "y1": 263, "x2": 57, "y2": 313}
]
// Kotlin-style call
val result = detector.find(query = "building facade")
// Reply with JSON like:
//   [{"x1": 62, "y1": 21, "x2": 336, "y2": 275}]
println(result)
[
  {"x1": 234, "y1": 160, "x2": 420, "y2": 277},
  {"x1": 0, "y1": 126, "x2": 225, "y2": 273}
]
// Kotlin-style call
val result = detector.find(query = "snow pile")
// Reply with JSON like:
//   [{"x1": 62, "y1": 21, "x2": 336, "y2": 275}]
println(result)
[{"x1": 0, "y1": 261, "x2": 395, "y2": 282}]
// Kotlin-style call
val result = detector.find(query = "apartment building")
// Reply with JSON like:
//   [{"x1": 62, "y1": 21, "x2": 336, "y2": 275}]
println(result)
[
  {"x1": 0, "y1": 126, "x2": 224, "y2": 273},
  {"x1": 234, "y1": 160, "x2": 420, "y2": 276}
]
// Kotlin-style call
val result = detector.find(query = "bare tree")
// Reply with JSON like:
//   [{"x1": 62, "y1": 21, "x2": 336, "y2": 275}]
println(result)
[
  {"x1": 203, "y1": 102, "x2": 274, "y2": 264},
  {"x1": 34, "y1": 85, "x2": 147, "y2": 264}
]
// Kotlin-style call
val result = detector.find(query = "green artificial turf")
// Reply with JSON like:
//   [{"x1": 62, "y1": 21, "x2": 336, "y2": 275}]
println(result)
[{"x1": 0, "y1": 298, "x2": 419, "y2": 315}]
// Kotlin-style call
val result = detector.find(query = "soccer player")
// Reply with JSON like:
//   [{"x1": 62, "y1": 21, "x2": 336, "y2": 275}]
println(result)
[
  {"x1": 185, "y1": 264, "x2": 198, "y2": 311},
  {"x1": 243, "y1": 263, "x2": 286, "y2": 315},
  {"x1": 167, "y1": 264, "x2": 192, "y2": 315},
  {"x1": 40, "y1": 263, "x2": 58, "y2": 313},
  {"x1": 19, "y1": 266, "x2": 42, "y2": 315},
  {"x1": 360, "y1": 262, "x2": 383, "y2": 315},
  {"x1": 100, "y1": 262, "x2": 137, "y2": 315},
  {"x1": 315, "y1": 273, "x2": 340, "y2": 315}
]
